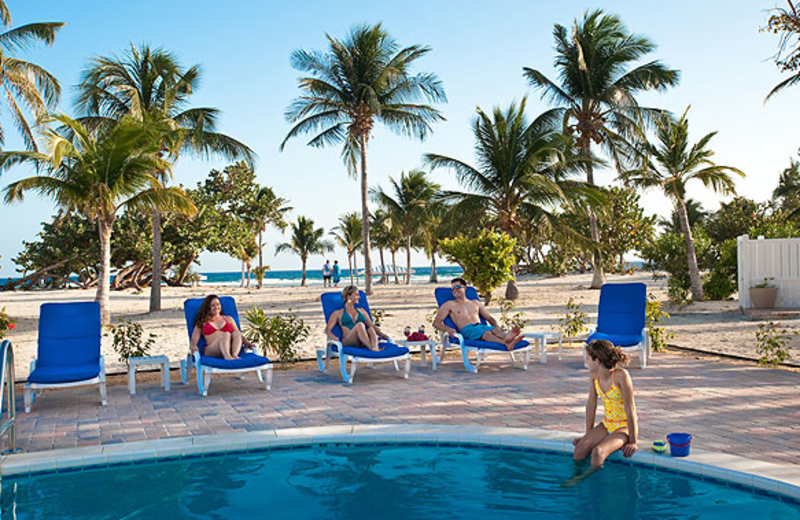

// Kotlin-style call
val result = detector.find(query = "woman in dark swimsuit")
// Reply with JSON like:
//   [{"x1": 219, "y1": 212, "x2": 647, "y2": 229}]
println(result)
[
  {"x1": 190, "y1": 295, "x2": 255, "y2": 360},
  {"x1": 324, "y1": 285, "x2": 387, "y2": 351}
]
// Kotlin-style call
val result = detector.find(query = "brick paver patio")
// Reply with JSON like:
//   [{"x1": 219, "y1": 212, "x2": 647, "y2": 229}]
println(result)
[{"x1": 10, "y1": 348, "x2": 800, "y2": 468}]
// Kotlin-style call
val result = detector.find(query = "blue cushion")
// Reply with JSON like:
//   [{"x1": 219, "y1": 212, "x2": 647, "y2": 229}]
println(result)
[
  {"x1": 28, "y1": 364, "x2": 100, "y2": 384},
  {"x1": 341, "y1": 342, "x2": 409, "y2": 358},
  {"x1": 199, "y1": 351, "x2": 270, "y2": 369},
  {"x1": 37, "y1": 302, "x2": 101, "y2": 368},
  {"x1": 595, "y1": 283, "x2": 646, "y2": 337},
  {"x1": 587, "y1": 331, "x2": 644, "y2": 347},
  {"x1": 448, "y1": 335, "x2": 530, "y2": 351}
]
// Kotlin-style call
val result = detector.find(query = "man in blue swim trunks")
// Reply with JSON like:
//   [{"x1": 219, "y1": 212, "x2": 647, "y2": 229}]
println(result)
[{"x1": 433, "y1": 278, "x2": 524, "y2": 351}]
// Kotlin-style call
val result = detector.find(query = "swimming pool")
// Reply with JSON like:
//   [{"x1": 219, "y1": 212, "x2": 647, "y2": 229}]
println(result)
[{"x1": 4, "y1": 442, "x2": 800, "y2": 519}]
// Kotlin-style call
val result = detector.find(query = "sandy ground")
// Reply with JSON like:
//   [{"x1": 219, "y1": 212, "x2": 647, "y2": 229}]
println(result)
[{"x1": 2, "y1": 271, "x2": 798, "y2": 376}]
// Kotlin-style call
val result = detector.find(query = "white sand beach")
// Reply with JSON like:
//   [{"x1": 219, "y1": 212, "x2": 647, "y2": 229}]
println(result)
[{"x1": 2, "y1": 271, "x2": 797, "y2": 376}]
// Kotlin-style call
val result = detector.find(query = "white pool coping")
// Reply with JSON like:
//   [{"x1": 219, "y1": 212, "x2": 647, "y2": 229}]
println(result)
[{"x1": 1, "y1": 424, "x2": 799, "y2": 501}]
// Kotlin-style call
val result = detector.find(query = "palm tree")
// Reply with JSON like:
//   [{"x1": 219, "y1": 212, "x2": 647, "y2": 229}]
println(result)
[
  {"x1": 330, "y1": 212, "x2": 363, "y2": 286},
  {"x1": 764, "y1": 1, "x2": 800, "y2": 100},
  {"x1": 253, "y1": 187, "x2": 291, "y2": 289},
  {"x1": 276, "y1": 216, "x2": 333, "y2": 286},
  {"x1": 0, "y1": 2, "x2": 63, "y2": 151},
  {"x1": 657, "y1": 198, "x2": 707, "y2": 233},
  {"x1": 0, "y1": 115, "x2": 195, "y2": 323},
  {"x1": 523, "y1": 9, "x2": 679, "y2": 288},
  {"x1": 370, "y1": 209, "x2": 393, "y2": 284},
  {"x1": 280, "y1": 23, "x2": 446, "y2": 295},
  {"x1": 622, "y1": 108, "x2": 744, "y2": 301},
  {"x1": 75, "y1": 44, "x2": 256, "y2": 312},
  {"x1": 372, "y1": 170, "x2": 440, "y2": 284},
  {"x1": 426, "y1": 100, "x2": 595, "y2": 238}
]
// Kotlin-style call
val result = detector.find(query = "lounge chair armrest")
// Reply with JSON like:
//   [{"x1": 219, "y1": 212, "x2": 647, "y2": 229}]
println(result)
[
  {"x1": 28, "y1": 358, "x2": 37, "y2": 376},
  {"x1": 327, "y1": 339, "x2": 343, "y2": 349},
  {"x1": 382, "y1": 335, "x2": 394, "y2": 343}
]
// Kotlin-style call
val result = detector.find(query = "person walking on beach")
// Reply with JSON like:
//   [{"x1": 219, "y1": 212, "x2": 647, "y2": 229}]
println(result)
[
  {"x1": 322, "y1": 259, "x2": 333, "y2": 287},
  {"x1": 433, "y1": 277, "x2": 524, "y2": 350},
  {"x1": 566, "y1": 339, "x2": 638, "y2": 486},
  {"x1": 333, "y1": 260, "x2": 341, "y2": 287}
]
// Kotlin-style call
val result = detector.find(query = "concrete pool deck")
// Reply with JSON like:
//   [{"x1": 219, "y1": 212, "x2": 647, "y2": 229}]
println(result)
[{"x1": 3, "y1": 348, "x2": 799, "y2": 495}]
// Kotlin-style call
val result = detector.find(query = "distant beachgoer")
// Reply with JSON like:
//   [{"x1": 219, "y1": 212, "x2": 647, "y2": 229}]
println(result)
[
  {"x1": 433, "y1": 277, "x2": 524, "y2": 350},
  {"x1": 325, "y1": 285, "x2": 388, "y2": 351},
  {"x1": 190, "y1": 295, "x2": 255, "y2": 360},
  {"x1": 333, "y1": 260, "x2": 341, "y2": 287},
  {"x1": 322, "y1": 259, "x2": 333, "y2": 287},
  {"x1": 566, "y1": 339, "x2": 638, "y2": 486}
]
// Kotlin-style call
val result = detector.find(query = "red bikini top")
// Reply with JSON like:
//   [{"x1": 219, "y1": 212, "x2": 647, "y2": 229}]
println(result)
[{"x1": 202, "y1": 319, "x2": 234, "y2": 335}]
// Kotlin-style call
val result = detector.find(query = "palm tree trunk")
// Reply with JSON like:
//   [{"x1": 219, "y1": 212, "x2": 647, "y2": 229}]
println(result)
[
  {"x1": 149, "y1": 210, "x2": 162, "y2": 312},
  {"x1": 379, "y1": 248, "x2": 387, "y2": 284},
  {"x1": 301, "y1": 255, "x2": 307, "y2": 286},
  {"x1": 353, "y1": 251, "x2": 359, "y2": 285},
  {"x1": 405, "y1": 236, "x2": 412, "y2": 285},
  {"x1": 429, "y1": 247, "x2": 438, "y2": 283},
  {"x1": 240, "y1": 259, "x2": 245, "y2": 287},
  {"x1": 359, "y1": 132, "x2": 373, "y2": 295},
  {"x1": 97, "y1": 219, "x2": 113, "y2": 325},
  {"x1": 246, "y1": 262, "x2": 251, "y2": 288},
  {"x1": 583, "y1": 142, "x2": 604, "y2": 289},
  {"x1": 392, "y1": 250, "x2": 400, "y2": 284},
  {"x1": 258, "y1": 228, "x2": 264, "y2": 289},
  {"x1": 348, "y1": 254, "x2": 354, "y2": 285},
  {"x1": 676, "y1": 199, "x2": 704, "y2": 301}
]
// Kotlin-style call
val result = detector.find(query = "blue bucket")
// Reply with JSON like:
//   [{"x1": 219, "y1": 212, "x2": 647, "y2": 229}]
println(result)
[{"x1": 667, "y1": 433, "x2": 692, "y2": 457}]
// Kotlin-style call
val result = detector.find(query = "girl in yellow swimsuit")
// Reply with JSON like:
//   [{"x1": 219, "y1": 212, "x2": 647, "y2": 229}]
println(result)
[{"x1": 572, "y1": 339, "x2": 639, "y2": 469}]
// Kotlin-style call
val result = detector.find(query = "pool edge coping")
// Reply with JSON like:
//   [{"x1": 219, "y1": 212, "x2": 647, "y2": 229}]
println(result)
[{"x1": 2, "y1": 424, "x2": 799, "y2": 500}]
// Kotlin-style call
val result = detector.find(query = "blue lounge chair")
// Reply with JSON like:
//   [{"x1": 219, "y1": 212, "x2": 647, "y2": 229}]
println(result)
[
  {"x1": 182, "y1": 297, "x2": 273, "y2": 396},
  {"x1": 585, "y1": 283, "x2": 650, "y2": 368},
  {"x1": 320, "y1": 291, "x2": 411, "y2": 384},
  {"x1": 434, "y1": 287, "x2": 531, "y2": 374},
  {"x1": 24, "y1": 302, "x2": 107, "y2": 413}
]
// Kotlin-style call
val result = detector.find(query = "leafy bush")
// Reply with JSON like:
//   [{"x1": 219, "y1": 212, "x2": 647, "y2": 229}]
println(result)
[
  {"x1": 107, "y1": 320, "x2": 154, "y2": 364},
  {"x1": 702, "y1": 238, "x2": 738, "y2": 300},
  {"x1": 371, "y1": 309, "x2": 386, "y2": 327},
  {"x1": 440, "y1": 229, "x2": 516, "y2": 304},
  {"x1": 755, "y1": 320, "x2": 796, "y2": 367},
  {"x1": 497, "y1": 299, "x2": 529, "y2": 331},
  {"x1": 0, "y1": 307, "x2": 16, "y2": 340},
  {"x1": 640, "y1": 227, "x2": 712, "y2": 303},
  {"x1": 645, "y1": 295, "x2": 675, "y2": 352},
  {"x1": 558, "y1": 298, "x2": 589, "y2": 338},
  {"x1": 244, "y1": 307, "x2": 310, "y2": 364}
]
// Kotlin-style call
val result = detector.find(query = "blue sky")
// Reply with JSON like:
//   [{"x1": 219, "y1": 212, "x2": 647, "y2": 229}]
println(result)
[{"x1": 0, "y1": 1, "x2": 796, "y2": 274}]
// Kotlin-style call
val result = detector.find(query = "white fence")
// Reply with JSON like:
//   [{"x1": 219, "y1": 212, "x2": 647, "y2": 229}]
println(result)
[{"x1": 737, "y1": 234, "x2": 800, "y2": 308}]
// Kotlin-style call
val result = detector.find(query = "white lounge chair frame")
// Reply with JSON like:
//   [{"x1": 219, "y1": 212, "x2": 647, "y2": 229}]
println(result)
[
  {"x1": 180, "y1": 348, "x2": 273, "y2": 397},
  {"x1": 583, "y1": 327, "x2": 651, "y2": 369},
  {"x1": 24, "y1": 356, "x2": 107, "y2": 413},
  {"x1": 317, "y1": 337, "x2": 411, "y2": 384},
  {"x1": 442, "y1": 332, "x2": 531, "y2": 374}
]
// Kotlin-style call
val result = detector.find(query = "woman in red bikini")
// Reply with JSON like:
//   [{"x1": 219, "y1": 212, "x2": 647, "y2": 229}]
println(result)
[{"x1": 190, "y1": 295, "x2": 254, "y2": 360}]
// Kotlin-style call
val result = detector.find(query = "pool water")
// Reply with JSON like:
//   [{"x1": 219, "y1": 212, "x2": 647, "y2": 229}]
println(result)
[{"x1": 3, "y1": 444, "x2": 799, "y2": 519}]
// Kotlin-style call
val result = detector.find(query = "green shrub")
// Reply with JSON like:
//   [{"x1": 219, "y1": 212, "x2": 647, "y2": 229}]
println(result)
[
  {"x1": 497, "y1": 299, "x2": 529, "y2": 331},
  {"x1": 371, "y1": 309, "x2": 386, "y2": 327},
  {"x1": 244, "y1": 307, "x2": 310, "y2": 364},
  {"x1": 641, "y1": 227, "x2": 712, "y2": 304},
  {"x1": 0, "y1": 307, "x2": 15, "y2": 340},
  {"x1": 559, "y1": 298, "x2": 589, "y2": 338},
  {"x1": 107, "y1": 320, "x2": 154, "y2": 364},
  {"x1": 646, "y1": 295, "x2": 675, "y2": 352},
  {"x1": 440, "y1": 229, "x2": 516, "y2": 304},
  {"x1": 755, "y1": 320, "x2": 796, "y2": 367}
]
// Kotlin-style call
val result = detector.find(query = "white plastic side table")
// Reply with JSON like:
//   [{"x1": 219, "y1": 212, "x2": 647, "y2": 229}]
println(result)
[
  {"x1": 128, "y1": 355, "x2": 171, "y2": 395},
  {"x1": 396, "y1": 339, "x2": 442, "y2": 370},
  {"x1": 522, "y1": 332, "x2": 563, "y2": 364}
]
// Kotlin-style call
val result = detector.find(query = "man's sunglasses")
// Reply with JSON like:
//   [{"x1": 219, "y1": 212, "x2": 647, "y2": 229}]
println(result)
[{"x1": 452, "y1": 285, "x2": 464, "y2": 290}]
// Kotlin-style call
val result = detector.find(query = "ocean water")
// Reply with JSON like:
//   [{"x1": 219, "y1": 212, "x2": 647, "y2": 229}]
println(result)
[{"x1": 203, "y1": 265, "x2": 464, "y2": 287}]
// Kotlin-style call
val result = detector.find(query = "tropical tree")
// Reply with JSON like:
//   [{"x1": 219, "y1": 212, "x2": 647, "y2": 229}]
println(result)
[
  {"x1": 251, "y1": 187, "x2": 291, "y2": 288},
  {"x1": 0, "y1": 115, "x2": 195, "y2": 323},
  {"x1": 622, "y1": 108, "x2": 744, "y2": 301},
  {"x1": 523, "y1": 9, "x2": 679, "y2": 288},
  {"x1": 763, "y1": 1, "x2": 800, "y2": 100},
  {"x1": 0, "y1": 2, "x2": 63, "y2": 151},
  {"x1": 276, "y1": 216, "x2": 333, "y2": 286},
  {"x1": 75, "y1": 44, "x2": 255, "y2": 312},
  {"x1": 370, "y1": 209, "x2": 395, "y2": 284},
  {"x1": 372, "y1": 170, "x2": 439, "y2": 284},
  {"x1": 330, "y1": 212, "x2": 363, "y2": 286},
  {"x1": 281, "y1": 23, "x2": 446, "y2": 295}
]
